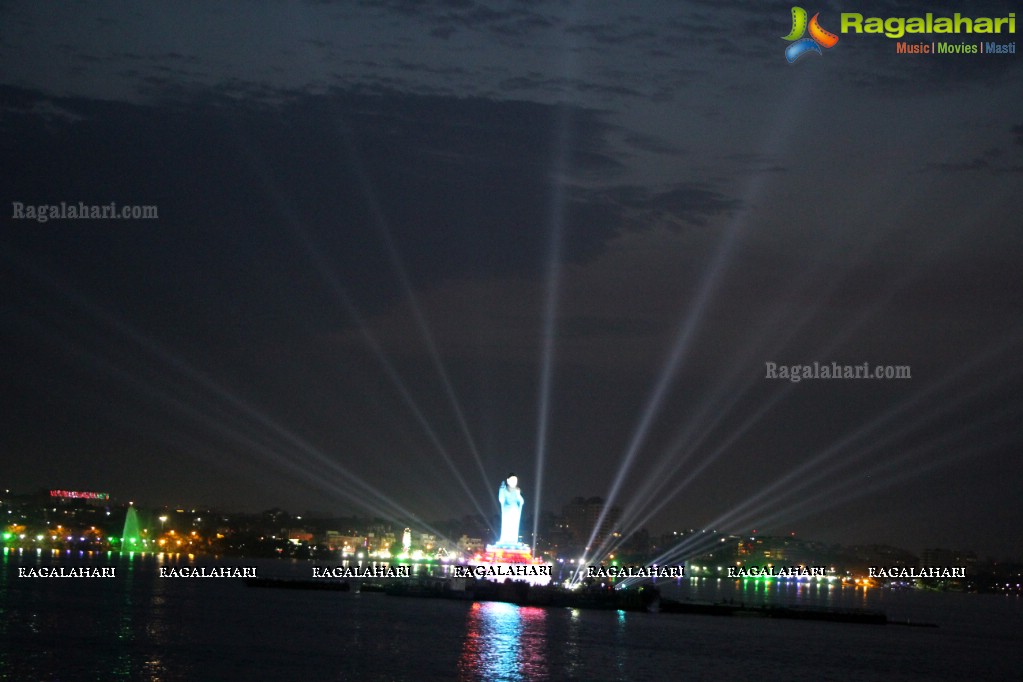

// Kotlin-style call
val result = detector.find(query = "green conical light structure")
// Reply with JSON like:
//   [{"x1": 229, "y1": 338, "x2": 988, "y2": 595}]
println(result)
[{"x1": 121, "y1": 506, "x2": 141, "y2": 547}]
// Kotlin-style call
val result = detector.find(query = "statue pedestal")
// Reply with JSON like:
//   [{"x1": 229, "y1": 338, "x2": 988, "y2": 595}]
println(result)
[
  {"x1": 484, "y1": 543, "x2": 534, "y2": 563},
  {"x1": 468, "y1": 544, "x2": 551, "y2": 586}
]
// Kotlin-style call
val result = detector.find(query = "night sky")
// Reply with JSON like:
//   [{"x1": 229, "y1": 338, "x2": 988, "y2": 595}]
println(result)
[{"x1": 2, "y1": 1, "x2": 1021, "y2": 558}]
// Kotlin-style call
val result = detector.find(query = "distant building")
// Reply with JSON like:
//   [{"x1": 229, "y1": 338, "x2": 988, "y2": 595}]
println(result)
[
  {"x1": 325, "y1": 531, "x2": 365, "y2": 553},
  {"x1": 418, "y1": 533, "x2": 436, "y2": 551},
  {"x1": 921, "y1": 548, "x2": 977, "y2": 571},
  {"x1": 561, "y1": 497, "x2": 621, "y2": 551},
  {"x1": 288, "y1": 528, "x2": 313, "y2": 544},
  {"x1": 849, "y1": 544, "x2": 918, "y2": 567},
  {"x1": 457, "y1": 534, "x2": 485, "y2": 554},
  {"x1": 375, "y1": 532, "x2": 397, "y2": 553}
]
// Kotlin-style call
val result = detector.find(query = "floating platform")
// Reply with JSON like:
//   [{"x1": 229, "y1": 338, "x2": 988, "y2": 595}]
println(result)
[{"x1": 658, "y1": 598, "x2": 893, "y2": 625}]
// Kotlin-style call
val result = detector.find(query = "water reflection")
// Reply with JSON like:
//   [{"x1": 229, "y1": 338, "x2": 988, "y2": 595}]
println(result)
[
  {"x1": 614, "y1": 610, "x2": 627, "y2": 677},
  {"x1": 458, "y1": 601, "x2": 549, "y2": 681},
  {"x1": 0, "y1": 548, "x2": 185, "y2": 680},
  {"x1": 664, "y1": 576, "x2": 859, "y2": 610},
  {"x1": 733, "y1": 576, "x2": 842, "y2": 607}
]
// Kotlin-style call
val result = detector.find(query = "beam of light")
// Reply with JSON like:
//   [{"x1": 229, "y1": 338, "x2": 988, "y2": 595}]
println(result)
[
  {"x1": 600, "y1": 298, "x2": 839, "y2": 556},
  {"x1": 224, "y1": 141, "x2": 494, "y2": 526},
  {"x1": 592, "y1": 252, "x2": 851, "y2": 560},
  {"x1": 532, "y1": 102, "x2": 573, "y2": 555},
  {"x1": 582, "y1": 70, "x2": 819, "y2": 556},
  {"x1": 527, "y1": 8, "x2": 585, "y2": 554},
  {"x1": 601, "y1": 81, "x2": 1012, "y2": 575},
  {"x1": 581, "y1": 373, "x2": 798, "y2": 569},
  {"x1": 530, "y1": 212, "x2": 560, "y2": 555},
  {"x1": 705, "y1": 332, "x2": 1021, "y2": 535},
  {"x1": 607, "y1": 228, "x2": 902, "y2": 540},
  {"x1": 609, "y1": 271, "x2": 827, "y2": 537},
  {"x1": 751, "y1": 402, "x2": 1023, "y2": 536},
  {"x1": 730, "y1": 359, "x2": 1023, "y2": 530},
  {"x1": 333, "y1": 123, "x2": 493, "y2": 499},
  {"x1": 583, "y1": 211, "x2": 743, "y2": 556},
  {"x1": 604, "y1": 385, "x2": 792, "y2": 560},
  {"x1": 606, "y1": 150, "x2": 979, "y2": 546},
  {"x1": 674, "y1": 383, "x2": 1018, "y2": 564},
  {"x1": 292, "y1": 223, "x2": 493, "y2": 524},
  {"x1": 637, "y1": 403, "x2": 1023, "y2": 582},
  {"x1": 34, "y1": 313, "x2": 420, "y2": 524},
  {"x1": 598, "y1": 197, "x2": 1017, "y2": 561},
  {"x1": 601, "y1": 312, "x2": 1022, "y2": 570},
  {"x1": 600, "y1": 261, "x2": 900, "y2": 559},
  {"x1": 7, "y1": 253, "x2": 468, "y2": 534},
  {"x1": 672, "y1": 177, "x2": 1023, "y2": 536},
  {"x1": 627, "y1": 335, "x2": 1023, "y2": 577},
  {"x1": 586, "y1": 310, "x2": 829, "y2": 564},
  {"x1": 19, "y1": 309, "x2": 443, "y2": 533}
]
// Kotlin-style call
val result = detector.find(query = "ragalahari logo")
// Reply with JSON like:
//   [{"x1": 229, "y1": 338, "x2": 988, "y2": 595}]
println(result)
[{"x1": 783, "y1": 7, "x2": 839, "y2": 62}]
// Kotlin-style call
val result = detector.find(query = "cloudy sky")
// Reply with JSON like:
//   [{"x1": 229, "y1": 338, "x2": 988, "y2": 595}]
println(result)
[{"x1": 2, "y1": 0, "x2": 1021, "y2": 558}]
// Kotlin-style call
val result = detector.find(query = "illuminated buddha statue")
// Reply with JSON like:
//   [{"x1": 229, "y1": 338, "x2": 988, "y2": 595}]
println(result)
[{"x1": 497, "y1": 474, "x2": 524, "y2": 547}]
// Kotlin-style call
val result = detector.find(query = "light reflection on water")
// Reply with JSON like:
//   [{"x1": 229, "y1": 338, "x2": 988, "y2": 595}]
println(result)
[
  {"x1": 2, "y1": 553, "x2": 1019, "y2": 680},
  {"x1": 0, "y1": 549, "x2": 185, "y2": 680},
  {"x1": 665, "y1": 576, "x2": 865, "y2": 610},
  {"x1": 458, "y1": 601, "x2": 549, "y2": 681},
  {"x1": 614, "y1": 610, "x2": 628, "y2": 678}
]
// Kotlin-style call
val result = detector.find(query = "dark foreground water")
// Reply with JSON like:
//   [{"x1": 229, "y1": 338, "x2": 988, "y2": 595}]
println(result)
[{"x1": 2, "y1": 551, "x2": 1021, "y2": 681}]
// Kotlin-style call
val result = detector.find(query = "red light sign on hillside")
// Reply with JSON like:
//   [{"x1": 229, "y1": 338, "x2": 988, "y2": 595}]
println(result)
[{"x1": 49, "y1": 490, "x2": 110, "y2": 501}]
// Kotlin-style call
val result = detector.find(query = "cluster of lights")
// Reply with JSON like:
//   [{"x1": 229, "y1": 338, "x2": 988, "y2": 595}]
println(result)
[
  {"x1": 681, "y1": 564, "x2": 840, "y2": 583},
  {"x1": 48, "y1": 490, "x2": 110, "y2": 501},
  {"x1": 473, "y1": 549, "x2": 545, "y2": 565},
  {"x1": 3, "y1": 526, "x2": 117, "y2": 544},
  {"x1": 730, "y1": 574, "x2": 837, "y2": 583}
]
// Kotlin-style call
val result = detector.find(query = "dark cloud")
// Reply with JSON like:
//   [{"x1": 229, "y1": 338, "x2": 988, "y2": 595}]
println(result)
[
  {"x1": 358, "y1": 0, "x2": 556, "y2": 41},
  {"x1": 927, "y1": 158, "x2": 990, "y2": 172},
  {"x1": 0, "y1": 82, "x2": 675, "y2": 345},
  {"x1": 498, "y1": 75, "x2": 647, "y2": 100},
  {"x1": 574, "y1": 183, "x2": 740, "y2": 229},
  {"x1": 622, "y1": 132, "x2": 686, "y2": 156},
  {"x1": 926, "y1": 126, "x2": 1023, "y2": 173},
  {"x1": 1012, "y1": 124, "x2": 1023, "y2": 146},
  {"x1": 564, "y1": 20, "x2": 657, "y2": 46}
]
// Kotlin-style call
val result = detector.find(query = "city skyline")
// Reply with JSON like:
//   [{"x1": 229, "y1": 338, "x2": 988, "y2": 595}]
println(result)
[
  {"x1": 2, "y1": 485, "x2": 1005, "y2": 569},
  {"x1": 3, "y1": 0, "x2": 1022, "y2": 561}
]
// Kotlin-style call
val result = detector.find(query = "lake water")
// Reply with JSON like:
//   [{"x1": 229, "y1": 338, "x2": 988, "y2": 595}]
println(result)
[{"x1": 2, "y1": 550, "x2": 1021, "y2": 681}]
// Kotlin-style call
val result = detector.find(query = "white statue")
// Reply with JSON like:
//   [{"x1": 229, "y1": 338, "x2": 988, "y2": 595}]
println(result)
[{"x1": 497, "y1": 474, "x2": 524, "y2": 547}]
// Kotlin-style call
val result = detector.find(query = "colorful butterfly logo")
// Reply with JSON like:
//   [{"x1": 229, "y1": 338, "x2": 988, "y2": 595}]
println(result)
[{"x1": 783, "y1": 7, "x2": 839, "y2": 63}]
